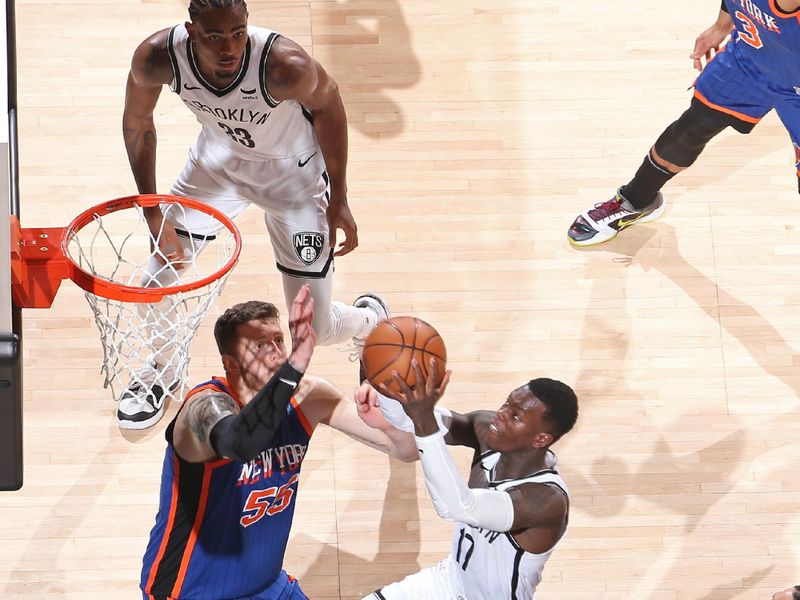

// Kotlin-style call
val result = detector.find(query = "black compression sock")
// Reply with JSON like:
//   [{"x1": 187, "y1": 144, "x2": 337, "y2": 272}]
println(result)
[{"x1": 619, "y1": 151, "x2": 677, "y2": 209}]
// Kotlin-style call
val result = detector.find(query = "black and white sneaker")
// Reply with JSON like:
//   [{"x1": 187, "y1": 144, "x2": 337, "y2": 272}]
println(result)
[{"x1": 117, "y1": 366, "x2": 180, "y2": 430}]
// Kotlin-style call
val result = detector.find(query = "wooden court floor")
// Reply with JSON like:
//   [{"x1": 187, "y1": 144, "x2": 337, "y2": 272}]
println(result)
[{"x1": 2, "y1": 0, "x2": 800, "y2": 598}]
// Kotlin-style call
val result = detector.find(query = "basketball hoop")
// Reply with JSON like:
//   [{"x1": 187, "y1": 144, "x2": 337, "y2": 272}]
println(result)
[{"x1": 11, "y1": 194, "x2": 241, "y2": 405}]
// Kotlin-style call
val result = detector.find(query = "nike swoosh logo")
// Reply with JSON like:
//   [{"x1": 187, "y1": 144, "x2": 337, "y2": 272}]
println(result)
[
  {"x1": 279, "y1": 377, "x2": 298, "y2": 387},
  {"x1": 298, "y1": 152, "x2": 317, "y2": 167},
  {"x1": 240, "y1": 87, "x2": 256, "y2": 94},
  {"x1": 616, "y1": 214, "x2": 646, "y2": 228},
  {"x1": 183, "y1": 83, "x2": 201, "y2": 91}
]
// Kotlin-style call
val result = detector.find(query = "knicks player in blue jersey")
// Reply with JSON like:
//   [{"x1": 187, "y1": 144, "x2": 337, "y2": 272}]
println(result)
[
  {"x1": 140, "y1": 285, "x2": 417, "y2": 600},
  {"x1": 568, "y1": 0, "x2": 800, "y2": 246},
  {"x1": 119, "y1": 0, "x2": 389, "y2": 429}
]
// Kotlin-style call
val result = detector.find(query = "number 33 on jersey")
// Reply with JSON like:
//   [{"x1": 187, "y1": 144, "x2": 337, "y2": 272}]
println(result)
[{"x1": 168, "y1": 23, "x2": 318, "y2": 160}]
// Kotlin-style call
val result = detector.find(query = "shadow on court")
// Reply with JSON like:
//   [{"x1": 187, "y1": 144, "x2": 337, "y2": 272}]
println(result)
[
  {"x1": 569, "y1": 222, "x2": 800, "y2": 598},
  {"x1": 308, "y1": 0, "x2": 421, "y2": 139},
  {"x1": 289, "y1": 458, "x2": 421, "y2": 600}
]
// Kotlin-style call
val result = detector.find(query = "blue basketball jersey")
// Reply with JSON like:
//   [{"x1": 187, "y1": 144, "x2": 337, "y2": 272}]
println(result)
[
  {"x1": 140, "y1": 377, "x2": 313, "y2": 600},
  {"x1": 725, "y1": 0, "x2": 800, "y2": 88}
]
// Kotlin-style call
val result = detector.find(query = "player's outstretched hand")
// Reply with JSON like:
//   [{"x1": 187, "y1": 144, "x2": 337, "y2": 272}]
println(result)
[
  {"x1": 354, "y1": 382, "x2": 393, "y2": 431},
  {"x1": 382, "y1": 358, "x2": 451, "y2": 422},
  {"x1": 146, "y1": 212, "x2": 186, "y2": 270},
  {"x1": 326, "y1": 200, "x2": 358, "y2": 257},
  {"x1": 288, "y1": 284, "x2": 316, "y2": 373},
  {"x1": 690, "y1": 19, "x2": 732, "y2": 72}
]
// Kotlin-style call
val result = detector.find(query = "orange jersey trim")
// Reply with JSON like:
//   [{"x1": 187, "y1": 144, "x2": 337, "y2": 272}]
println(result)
[
  {"x1": 291, "y1": 396, "x2": 314, "y2": 437},
  {"x1": 185, "y1": 377, "x2": 242, "y2": 408},
  {"x1": 143, "y1": 454, "x2": 182, "y2": 595},
  {"x1": 768, "y1": 0, "x2": 800, "y2": 20},
  {"x1": 170, "y1": 465, "x2": 214, "y2": 597},
  {"x1": 692, "y1": 89, "x2": 761, "y2": 124}
]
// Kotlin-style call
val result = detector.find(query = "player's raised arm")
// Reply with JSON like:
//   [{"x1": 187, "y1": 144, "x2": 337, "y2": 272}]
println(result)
[
  {"x1": 297, "y1": 379, "x2": 418, "y2": 462},
  {"x1": 172, "y1": 285, "x2": 316, "y2": 463},
  {"x1": 384, "y1": 362, "x2": 516, "y2": 531},
  {"x1": 264, "y1": 37, "x2": 356, "y2": 257}
]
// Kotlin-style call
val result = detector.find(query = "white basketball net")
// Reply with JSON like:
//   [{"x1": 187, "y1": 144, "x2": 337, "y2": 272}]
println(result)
[{"x1": 64, "y1": 201, "x2": 239, "y2": 406}]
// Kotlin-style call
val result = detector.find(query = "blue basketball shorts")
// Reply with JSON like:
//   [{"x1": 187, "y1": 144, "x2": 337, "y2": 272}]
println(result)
[{"x1": 693, "y1": 42, "x2": 800, "y2": 175}]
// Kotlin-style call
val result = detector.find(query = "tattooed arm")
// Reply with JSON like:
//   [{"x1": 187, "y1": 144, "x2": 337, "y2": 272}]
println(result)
[
  {"x1": 173, "y1": 362, "x2": 306, "y2": 463},
  {"x1": 123, "y1": 28, "x2": 185, "y2": 263},
  {"x1": 173, "y1": 389, "x2": 241, "y2": 463},
  {"x1": 123, "y1": 28, "x2": 172, "y2": 195},
  {"x1": 505, "y1": 482, "x2": 569, "y2": 554}
]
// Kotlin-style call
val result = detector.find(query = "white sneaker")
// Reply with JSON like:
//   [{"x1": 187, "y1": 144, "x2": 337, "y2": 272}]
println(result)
[
  {"x1": 117, "y1": 365, "x2": 180, "y2": 430},
  {"x1": 349, "y1": 293, "x2": 390, "y2": 364}
]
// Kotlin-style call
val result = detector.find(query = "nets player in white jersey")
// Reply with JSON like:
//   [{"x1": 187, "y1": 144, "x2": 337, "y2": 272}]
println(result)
[
  {"x1": 120, "y1": 0, "x2": 388, "y2": 429},
  {"x1": 360, "y1": 360, "x2": 578, "y2": 600}
]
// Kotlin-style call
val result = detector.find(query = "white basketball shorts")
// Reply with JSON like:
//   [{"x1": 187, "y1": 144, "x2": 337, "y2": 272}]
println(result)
[{"x1": 166, "y1": 134, "x2": 332, "y2": 278}]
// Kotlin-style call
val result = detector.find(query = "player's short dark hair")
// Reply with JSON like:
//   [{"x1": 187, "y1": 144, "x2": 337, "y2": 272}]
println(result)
[
  {"x1": 214, "y1": 300, "x2": 279, "y2": 356},
  {"x1": 527, "y1": 378, "x2": 578, "y2": 442},
  {"x1": 188, "y1": 0, "x2": 248, "y2": 22}
]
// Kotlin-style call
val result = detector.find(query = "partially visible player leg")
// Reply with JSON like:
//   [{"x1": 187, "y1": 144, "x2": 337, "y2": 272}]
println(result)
[
  {"x1": 773, "y1": 98, "x2": 800, "y2": 198},
  {"x1": 266, "y1": 207, "x2": 388, "y2": 347},
  {"x1": 568, "y1": 47, "x2": 768, "y2": 247},
  {"x1": 117, "y1": 232, "x2": 210, "y2": 429},
  {"x1": 361, "y1": 560, "x2": 461, "y2": 600},
  {"x1": 118, "y1": 153, "x2": 249, "y2": 429}
]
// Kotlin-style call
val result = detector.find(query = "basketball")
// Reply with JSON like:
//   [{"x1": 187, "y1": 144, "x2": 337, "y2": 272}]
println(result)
[{"x1": 361, "y1": 316, "x2": 447, "y2": 396}]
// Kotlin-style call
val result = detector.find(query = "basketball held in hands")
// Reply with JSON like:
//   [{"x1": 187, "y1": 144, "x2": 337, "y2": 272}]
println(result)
[{"x1": 361, "y1": 316, "x2": 447, "y2": 396}]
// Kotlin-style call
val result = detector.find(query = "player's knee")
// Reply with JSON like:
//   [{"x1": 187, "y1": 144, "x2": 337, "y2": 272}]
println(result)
[
  {"x1": 653, "y1": 105, "x2": 728, "y2": 169},
  {"x1": 311, "y1": 310, "x2": 336, "y2": 346}
]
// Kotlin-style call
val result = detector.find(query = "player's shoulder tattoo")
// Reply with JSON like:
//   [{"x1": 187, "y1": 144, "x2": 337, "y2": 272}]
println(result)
[
  {"x1": 509, "y1": 481, "x2": 568, "y2": 529},
  {"x1": 184, "y1": 390, "x2": 239, "y2": 444}
]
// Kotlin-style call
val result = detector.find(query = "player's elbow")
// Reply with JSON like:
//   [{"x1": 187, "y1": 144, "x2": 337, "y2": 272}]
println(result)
[
  {"x1": 394, "y1": 446, "x2": 419, "y2": 463},
  {"x1": 436, "y1": 504, "x2": 480, "y2": 528},
  {"x1": 429, "y1": 493, "x2": 479, "y2": 526}
]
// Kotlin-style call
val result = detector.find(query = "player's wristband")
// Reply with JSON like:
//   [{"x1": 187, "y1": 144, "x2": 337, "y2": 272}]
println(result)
[
  {"x1": 210, "y1": 361, "x2": 304, "y2": 461},
  {"x1": 720, "y1": 0, "x2": 728, "y2": 13},
  {"x1": 793, "y1": 586, "x2": 800, "y2": 600}
]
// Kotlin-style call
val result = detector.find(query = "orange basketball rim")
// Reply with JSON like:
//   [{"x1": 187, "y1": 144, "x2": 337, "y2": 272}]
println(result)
[{"x1": 10, "y1": 194, "x2": 242, "y2": 307}]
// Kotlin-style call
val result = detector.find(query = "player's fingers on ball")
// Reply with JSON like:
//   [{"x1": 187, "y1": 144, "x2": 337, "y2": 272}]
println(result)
[
  {"x1": 424, "y1": 358, "x2": 438, "y2": 393},
  {"x1": 392, "y1": 369, "x2": 413, "y2": 396},
  {"x1": 438, "y1": 370, "x2": 453, "y2": 394},
  {"x1": 409, "y1": 359, "x2": 425, "y2": 390}
]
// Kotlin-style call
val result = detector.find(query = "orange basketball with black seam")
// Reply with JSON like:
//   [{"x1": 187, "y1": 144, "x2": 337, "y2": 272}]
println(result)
[{"x1": 361, "y1": 316, "x2": 447, "y2": 396}]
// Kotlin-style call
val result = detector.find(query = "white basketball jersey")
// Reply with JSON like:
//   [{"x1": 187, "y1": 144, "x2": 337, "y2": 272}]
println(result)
[
  {"x1": 167, "y1": 24, "x2": 318, "y2": 161},
  {"x1": 446, "y1": 450, "x2": 569, "y2": 600}
]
